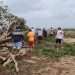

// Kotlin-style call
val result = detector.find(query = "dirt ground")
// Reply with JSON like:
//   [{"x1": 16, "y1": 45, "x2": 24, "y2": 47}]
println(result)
[
  {"x1": 64, "y1": 38, "x2": 75, "y2": 43},
  {"x1": 0, "y1": 38, "x2": 75, "y2": 75},
  {"x1": 0, "y1": 55, "x2": 75, "y2": 75},
  {"x1": 20, "y1": 56, "x2": 75, "y2": 75}
]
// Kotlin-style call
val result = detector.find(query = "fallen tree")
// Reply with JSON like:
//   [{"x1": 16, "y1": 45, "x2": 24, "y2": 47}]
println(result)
[
  {"x1": 0, "y1": 48, "x2": 28, "y2": 72},
  {"x1": 0, "y1": 3, "x2": 29, "y2": 72}
]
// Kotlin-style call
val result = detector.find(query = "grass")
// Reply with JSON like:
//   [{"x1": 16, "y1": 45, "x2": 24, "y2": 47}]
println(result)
[
  {"x1": 41, "y1": 44, "x2": 75, "y2": 58},
  {"x1": 34, "y1": 36, "x2": 75, "y2": 59}
]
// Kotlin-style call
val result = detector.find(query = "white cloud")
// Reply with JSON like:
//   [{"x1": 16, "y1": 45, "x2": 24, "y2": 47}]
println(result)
[{"x1": 3, "y1": 0, "x2": 75, "y2": 28}]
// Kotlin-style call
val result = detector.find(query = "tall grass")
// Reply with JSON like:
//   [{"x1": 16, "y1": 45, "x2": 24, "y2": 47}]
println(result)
[{"x1": 34, "y1": 36, "x2": 75, "y2": 59}]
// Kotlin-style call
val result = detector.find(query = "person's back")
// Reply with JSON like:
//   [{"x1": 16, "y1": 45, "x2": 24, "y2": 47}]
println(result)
[
  {"x1": 27, "y1": 31, "x2": 35, "y2": 42},
  {"x1": 12, "y1": 35, "x2": 23, "y2": 42},
  {"x1": 12, "y1": 26, "x2": 24, "y2": 49},
  {"x1": 27, "y1": 29, "x2": 35, "y2": 48},
  {"x1": 55, "y1": 27, "x2": 64, "y2": 48},
  {"x1": 50, "y1": 27, "x2": 54, "y2": 36},
  {"x1": 37, "y1": 29, "x2": 43, "y2": 36},
  {"x1": 31, "y1": 27, "x2": 35, "y2": 33},
  {"x1": 36, "y1": 29, "x2": 43, "y2": 44},
  {"x1": 12, "y1": 27, "x2": 24, "y2": 42},
  {"x1": 56, "y1": 30, "x2": 64, "y2": 39},
  {"x1": 43, "y1": 28, "x2": 47, "y2": 38}
]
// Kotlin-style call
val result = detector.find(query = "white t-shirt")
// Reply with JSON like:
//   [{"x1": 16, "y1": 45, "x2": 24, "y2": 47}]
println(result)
[
  {"x1": 37, "y1": 30, "x2": 43, "y2": 36},
  {"x1": 56, "y1": 30, "x2": 64, "y2": 39},
  {"x1": 32, "y1": 28, "x2": 35, "y2": 33}
]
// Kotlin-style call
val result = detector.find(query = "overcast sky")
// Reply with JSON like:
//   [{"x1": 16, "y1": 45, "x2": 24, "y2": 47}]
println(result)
[{"x1": 2, "y1": 0, "x2": 75, "y2": 28}]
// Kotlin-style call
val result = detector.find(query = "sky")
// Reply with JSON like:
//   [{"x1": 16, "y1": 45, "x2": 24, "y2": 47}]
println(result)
[{"x1": 1, "y1": 0, "x2": 75, "y2": 28}]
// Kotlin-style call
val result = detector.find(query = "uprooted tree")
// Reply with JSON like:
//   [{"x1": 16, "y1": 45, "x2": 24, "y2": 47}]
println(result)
[{"x1": 0, "y1": 2, "x2": 29, "y2": 72}]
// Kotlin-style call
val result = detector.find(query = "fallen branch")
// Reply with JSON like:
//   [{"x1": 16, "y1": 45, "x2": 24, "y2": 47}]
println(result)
[
  {"x1": 3, "y1": 57, "x2": 12, "y2": 67},
  {"x1": 9, "y1": 53, "x2": 19, "y2": 72},
  {"x1": 0, "y1": 56, "x2": 6, "y2": 61},
  {"x1": 0, "y1": 48, "x2": 30, "y2": 72}
]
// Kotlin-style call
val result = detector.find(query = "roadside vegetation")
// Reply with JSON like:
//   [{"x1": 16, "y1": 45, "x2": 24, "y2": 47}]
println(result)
[{"x1": 33, "y1": 36, "x2": 75, "y2": 60}]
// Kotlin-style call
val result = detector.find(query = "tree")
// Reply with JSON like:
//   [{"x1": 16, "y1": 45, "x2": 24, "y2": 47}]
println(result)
[
  {"x1": 0, "y1": 2, "x2": 29, "y2": 72},
  {"x1": 0, "y1": 3, "x2": 29, "y2": 45}
]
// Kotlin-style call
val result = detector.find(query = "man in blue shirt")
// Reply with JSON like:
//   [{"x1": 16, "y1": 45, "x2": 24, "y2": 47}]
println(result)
[{"x1": 12, "y1": 26, "x2": 24, "y2": 49}]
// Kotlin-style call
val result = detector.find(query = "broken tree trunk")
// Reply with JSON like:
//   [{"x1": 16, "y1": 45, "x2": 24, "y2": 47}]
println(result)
[
  {"x1": 0, "y1": 47, "x2": 29, "y2": 72},
  {"x1": 0, "y1": 4, "x2": 29, "y2": 72}
]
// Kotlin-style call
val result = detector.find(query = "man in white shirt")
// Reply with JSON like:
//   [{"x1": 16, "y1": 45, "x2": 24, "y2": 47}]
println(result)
[
  {"x1": 55, "y1": 27, "x2": 64, "y2": 48},
  {"x1": 37, "y1": 28, "x2": 43, "y2": 43},
  {"x1": 31, "y1": 27, "x2": 35, "y2": 33}
]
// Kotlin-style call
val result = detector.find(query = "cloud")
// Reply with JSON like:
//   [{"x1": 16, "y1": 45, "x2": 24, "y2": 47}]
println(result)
[{"x1": 3, "y1": 0, "x2": 75, "y2": 28}]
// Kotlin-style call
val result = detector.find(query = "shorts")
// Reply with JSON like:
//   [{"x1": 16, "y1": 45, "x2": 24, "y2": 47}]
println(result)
[
  {"x1": 50, "y1": 34, "x2": 53, "y2": 36},
  {"x1": 38, "y1": 36, "x2": 43, "y2": 40},
  {"x1": 13, "y1": 42, "x2": 22, "y2": 49},
  {"x1": 28, "y1": 41, "x2": 34, "y2": 48},
  {"x1": 56, "y1": 39, "x2": 62, "y2": 44}
]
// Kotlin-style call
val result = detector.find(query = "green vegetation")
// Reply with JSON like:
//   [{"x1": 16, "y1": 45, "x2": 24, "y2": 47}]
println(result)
[
  {"x1": 64, "y1": 28, "x2": 75, "y2": 31},
  {"x1": 41, "y1": 43, "x2": 75, "y2": 57},
  {"x1": 34, "y1": 36, "x2": 75, "y2": 60}
]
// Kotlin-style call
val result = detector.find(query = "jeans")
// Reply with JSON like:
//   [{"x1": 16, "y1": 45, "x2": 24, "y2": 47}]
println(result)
[{"x1": 13, "y1": 42, "x2": 22, "y2": 49}]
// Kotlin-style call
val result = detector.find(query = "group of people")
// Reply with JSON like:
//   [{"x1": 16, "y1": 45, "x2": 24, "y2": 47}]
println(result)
[
  {"x1": 27, "y1": 27, "x2": 64, "y2": 49},
  {"x1": 12, "y1": 26, "x2": 64, "y2": 49}
]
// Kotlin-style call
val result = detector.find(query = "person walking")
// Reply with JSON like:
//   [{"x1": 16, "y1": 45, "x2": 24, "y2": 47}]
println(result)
[
  {"x1": 37, "y1": 28, "x2": 43, "y2": 44},
  {"x1": 27, "y1": 29, "x2": 35, "y2": 48},
  {"x1": 26, "y1": 29, "x2": 35, "y2": 58},
  {"x1": 43, "y1": 28, "x2": 47, "y2": 38},
  {"x1": 55, "y1": 27, "x2": 64, "y2": 48},
  {"x1": 12, "y1": 26, "x2": 24, "y2": 49}
]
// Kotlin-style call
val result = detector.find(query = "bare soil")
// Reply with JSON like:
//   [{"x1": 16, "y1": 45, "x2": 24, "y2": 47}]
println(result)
[
  {"x1": 0, "y1": 55, "x2": 75, "y2": 75},
  {"x1": 0, "y1": 38, "x2": 75, "y2": 75},
  {"x1": 64, "y1": 38, "x2": 75, "y2": 43}
]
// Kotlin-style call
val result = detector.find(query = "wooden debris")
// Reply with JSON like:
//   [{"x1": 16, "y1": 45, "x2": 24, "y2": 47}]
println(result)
[
  {"x1": 0, "y1": 48, "x2": 29, "y2": 72},
  {"x1": 0, "y1": 56, "x2": 6, "y2": 61},
  {"x1": 3, "y1": 57, "x2": 12, "y2": 67},
  {"x1": 9, "y1": 53, "x2": 19, "y2": 72}
]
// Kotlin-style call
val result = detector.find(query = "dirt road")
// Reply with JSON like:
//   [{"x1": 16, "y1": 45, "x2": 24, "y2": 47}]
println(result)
[
  {"x1": 0, "y1": 56, "x2": 75, "y2": 75},
  {"x1": 30, "y1": 56, "x2": 75, "y2": 75}
]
